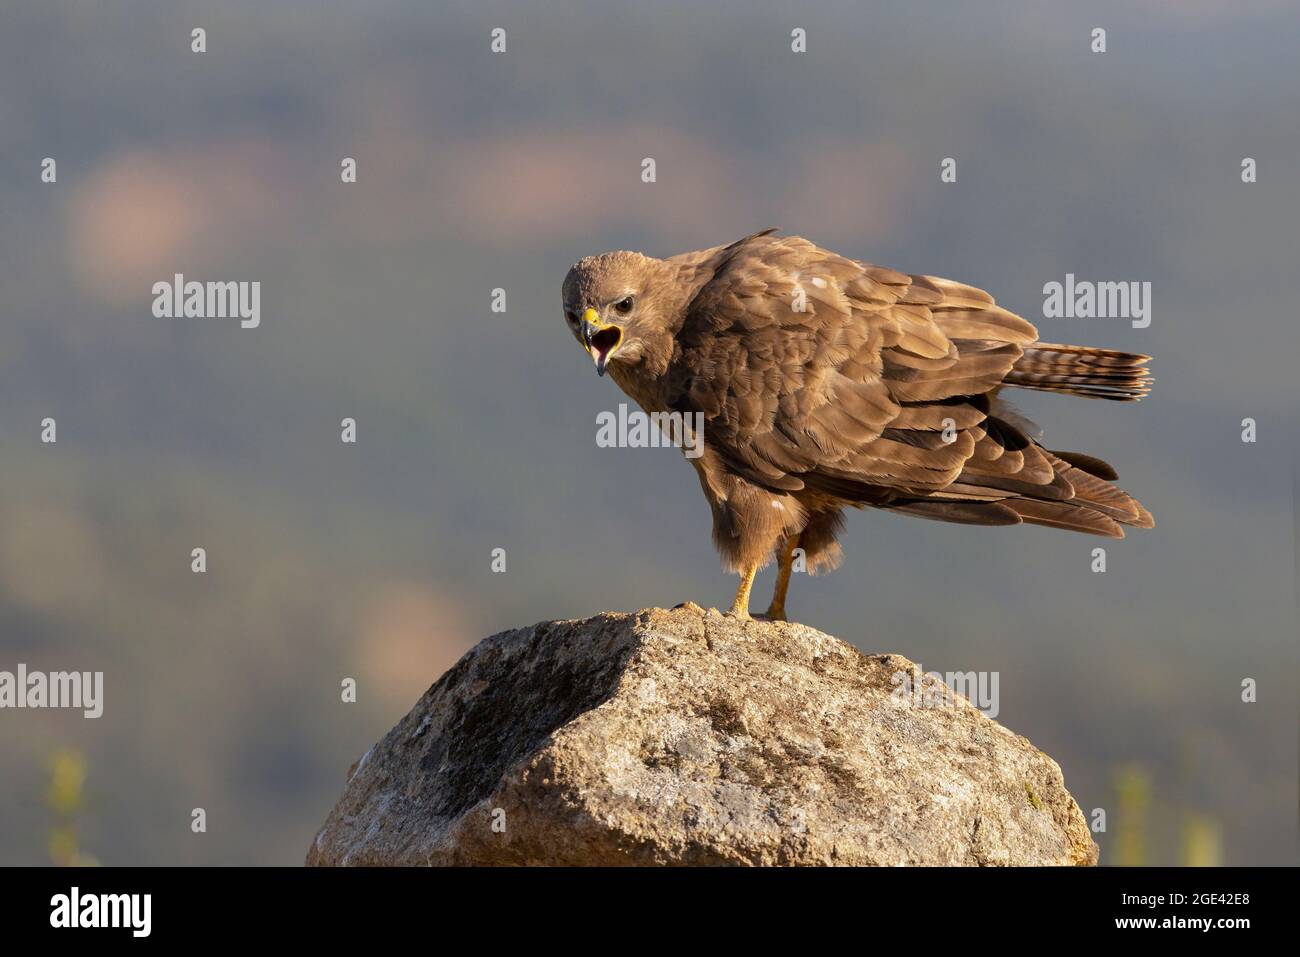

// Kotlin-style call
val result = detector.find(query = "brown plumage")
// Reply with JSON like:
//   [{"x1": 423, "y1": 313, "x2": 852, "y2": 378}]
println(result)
[{"x1": 562, "y1": 230, "x2": 1154, "y2": 620}]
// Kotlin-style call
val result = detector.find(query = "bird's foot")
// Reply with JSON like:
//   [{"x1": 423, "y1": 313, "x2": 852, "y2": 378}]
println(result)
[
  {"x1": 727, "y1": 563, "x2": 759, "y2": 621},
  {"x1": 757, "y1": 603, "x2": 787, "y2": 622},
  {"x1": 670, "y1": 601, "x2": 706, "y2": 614}
]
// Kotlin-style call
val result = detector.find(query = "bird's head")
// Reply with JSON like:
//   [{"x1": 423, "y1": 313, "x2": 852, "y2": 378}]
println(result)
[{"x1": 562, "y1": 251, "x2": 678, "y2": 378}]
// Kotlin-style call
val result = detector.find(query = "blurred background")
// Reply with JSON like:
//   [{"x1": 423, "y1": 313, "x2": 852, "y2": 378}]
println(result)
[{"x1": 1, "y1": 0, "x2": 1296, "y2": 865}]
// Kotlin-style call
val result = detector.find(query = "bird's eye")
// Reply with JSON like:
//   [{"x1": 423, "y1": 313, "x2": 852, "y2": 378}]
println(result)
[
  {"x1": 613, "y1": 296, "x2": 635, "y2": 315},
  {"x1": 564, "y1": 310, "x2": 579, "y2": 327}
]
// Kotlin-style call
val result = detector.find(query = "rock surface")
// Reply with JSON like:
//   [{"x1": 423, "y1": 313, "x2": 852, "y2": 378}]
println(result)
[{"x1": 307, "y1": 606, "x2": 1097, "y2": 866}]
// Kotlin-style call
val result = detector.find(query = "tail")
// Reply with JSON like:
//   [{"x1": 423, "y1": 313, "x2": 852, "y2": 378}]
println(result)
[{"x1": 1004, "y1": 342, "x2": 1152, "y2": 401}]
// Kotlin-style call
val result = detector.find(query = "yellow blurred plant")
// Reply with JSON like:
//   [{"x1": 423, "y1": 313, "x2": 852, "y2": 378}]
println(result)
[{"x1": 45, "y1": 748, "x2": 98, "y2": 866}]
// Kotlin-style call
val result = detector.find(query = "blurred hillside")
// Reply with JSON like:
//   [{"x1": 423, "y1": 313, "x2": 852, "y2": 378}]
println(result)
[{"x1": 1, "y1": 0, "x2": 1296, "y2": 865}]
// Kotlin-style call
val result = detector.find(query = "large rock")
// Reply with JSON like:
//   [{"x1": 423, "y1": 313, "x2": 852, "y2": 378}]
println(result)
[{"x1": 307, "y1": 606, "x2": 1097, "y2": 866}]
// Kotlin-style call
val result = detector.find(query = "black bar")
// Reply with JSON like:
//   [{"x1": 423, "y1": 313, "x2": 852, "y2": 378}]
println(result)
[{"x1": 1, "y1": 866, "x2": 1283, "y2": 942}]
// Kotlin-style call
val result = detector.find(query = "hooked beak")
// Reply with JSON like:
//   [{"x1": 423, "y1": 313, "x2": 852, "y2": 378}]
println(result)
[{"x1": 580, "y1": 308, "x2": 623, "y2": 377}]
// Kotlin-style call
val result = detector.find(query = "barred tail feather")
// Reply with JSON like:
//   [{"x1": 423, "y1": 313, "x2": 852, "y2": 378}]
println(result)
[{"x1": 1005, "y1": 342, "x2": 1152, "y2": 401}]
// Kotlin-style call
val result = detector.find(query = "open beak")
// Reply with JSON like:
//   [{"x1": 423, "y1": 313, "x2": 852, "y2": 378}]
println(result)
[{"x1": 580, "y1": 308, "x2": 623, "y2": 377}]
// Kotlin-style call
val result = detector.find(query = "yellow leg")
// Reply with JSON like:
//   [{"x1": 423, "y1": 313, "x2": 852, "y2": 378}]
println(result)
[
  {"x1": 763, "y1": 535, "x2": 799, "y2": 622},
  {"x1": 728, "y1": 563, "x2": 759, "y2": 619}
]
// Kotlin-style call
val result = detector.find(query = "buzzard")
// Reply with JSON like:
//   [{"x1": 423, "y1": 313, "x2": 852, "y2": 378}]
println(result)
[{"x1": 562, "y1": 230, "x2": 1153, "y2": 620}]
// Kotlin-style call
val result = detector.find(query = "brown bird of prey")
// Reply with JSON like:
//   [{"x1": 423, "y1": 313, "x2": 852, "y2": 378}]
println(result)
[{"x1": 562, "y1": 230, "x2": 1153, "y2": 620}]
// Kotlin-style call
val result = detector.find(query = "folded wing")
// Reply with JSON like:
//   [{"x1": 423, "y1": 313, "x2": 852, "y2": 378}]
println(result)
[{"x1": 674, "y1": 231, "x2": 1152, "y2": 536}]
